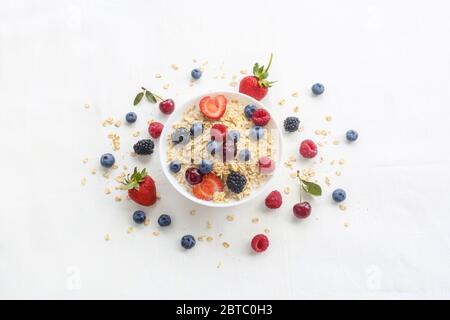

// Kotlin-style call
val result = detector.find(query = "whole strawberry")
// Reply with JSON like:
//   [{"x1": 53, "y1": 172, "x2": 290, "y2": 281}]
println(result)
[
  {"x1": 122, "y1": 168, "x2": 157, "y2": 206},
  {"x1": 239, "y1": 54, "x2": 276, "y2": 101}
]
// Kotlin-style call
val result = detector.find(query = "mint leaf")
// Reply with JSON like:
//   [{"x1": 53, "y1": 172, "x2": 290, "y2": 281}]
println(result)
[
  {"x1": 133, "y1": 92, "x2": 144, "y2": 106},
  {"x1": 301, "y1": 180, "x2": 322, "y2": 196},
  {"x1": 145, "y1": 91, "x2": 157, "y2": 103}
]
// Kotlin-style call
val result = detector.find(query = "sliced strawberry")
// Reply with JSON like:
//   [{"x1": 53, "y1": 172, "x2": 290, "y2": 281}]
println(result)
[
  {"x1": 193, "y1": 179, "x2": 215, "y2": 201},
  {"x1": 203, "y1": 173, "x2": 224, "y2": 192},
  {"x1": 199, "y1": 95, "x2": 227, "y2": 120}
]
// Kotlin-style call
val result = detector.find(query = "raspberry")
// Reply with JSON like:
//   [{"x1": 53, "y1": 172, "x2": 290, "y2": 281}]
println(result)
[
  {"x1": 251, "y1": 234, "x2": 269, "y2": 253},
  {"x1": 148, "y1": 122, "x2": 164, "y2": 139},
  {"x1": 299, "y1": 139, "x2": 318, "y2": 158},
  {"x1": 251, "y1": 108, "x2": 271, "y2": 126},
  {"x1": 265, "y1": 190, "x2": 282, "y2": 209}
]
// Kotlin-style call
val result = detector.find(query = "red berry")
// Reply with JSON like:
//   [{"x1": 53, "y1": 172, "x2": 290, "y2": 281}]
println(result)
[
  {"x1": 159, "y1": 99, "x2": 175, "y2": 115},
  {"x1": 239, "y1": 76, "x2": 269, "y2": 101},
  {"x1": 192, "y1": 179, "x2": 215, "y2": 201},
  {"x1": 251, "y1": 108, "x2": 271, "y2": 126},
  {"x1": 148, "y1": 122, "x2": 164, "y2": 139},
  {"x1": 265, "y1": 190, "x2": 282, "y2": 209},
  {"x1": 293, "y1": 202, "x2": 311, "y2": 219},
  {"x1": 199, "y1": 95, "x2": 227, "y2": 120},
  {"x1": 185, "y1": 167, "x2": 203, "y2": 185},
  {"x1": 210, "y1": 123, "x2": 227, "y2": 142},
  {"x1": 259, "y1": 156, "x2": 275, "y2": 174},
  {"x1": 299, "y1": 139, "x2": 318, "y2": 158},
  {"x1": 251, "y1": 234, "x2": 269, "y2": 253}
]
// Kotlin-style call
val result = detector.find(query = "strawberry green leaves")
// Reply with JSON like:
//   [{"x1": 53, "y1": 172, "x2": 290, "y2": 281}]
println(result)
[
  {"x1": 134, "y1": 87, "x2": 160, "y2": 106},
  {"x1": 297, "y1": 170, "x2": 322, "y2": 197},
  {"x1": 252, "y1": 53, "x2": 277, "y2": 88},
  {"x1": 122, "y1": 167, "x2": 148, "y2": 190}
]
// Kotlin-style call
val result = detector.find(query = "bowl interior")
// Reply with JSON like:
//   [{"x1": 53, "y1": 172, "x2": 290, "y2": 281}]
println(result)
[{"x1": 159, "y1": 91, "x2": 282, "y2": 208}]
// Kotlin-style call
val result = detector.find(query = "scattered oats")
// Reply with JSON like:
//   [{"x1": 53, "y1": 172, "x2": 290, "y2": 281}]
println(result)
[
  {"x1": 206, "y1": 236, "x2": 213, "y2": 242},
  {"x1": 102, "y1": 171, "x2": 111, "y2": 179},
  {"x1": 218, "y1": 233, "x2": 223, "y2": 237},
  {"x1": 153, "y1": 231, "x2": 160, "y2": 236},
  {"x1": 290, "y1": 172, "x2": 298, "y2": 179},
  {"x1": 112, "y1": 164, "x2": 118, "y2": 170},
  {"x1": 190, "y1": 209, "x2": 196, "y2": 216},
  {"x1": 333, "y1": 140, "x2": 340, "y2": 145},
  {"x1": 198, "y1": 236, "x2": 204, "y2": 241},
  {"x1": 91, "y1": 168, "x2": 97, "y2": 175},
  {"x1": 163, "y1": 83, "x2": 170, "y2": 90},
  {"x1": 222, "y1": 242, "x2": 230, "y2": 248},
  {"x1": 217, "y1": 261, "x2": 222, "y2": 268},
  {"x1": 114, "y1": 120, "x2": 122, "y2": 128},
  {"x1": 144, "y1": 219, "x2": 150, "y2": 226},
  {"x1": 192, "y1": 58, "x2": 197, "y2": 63},
  {"x1": 104, "y1": 187, "x2": 111, "y2": 195},
  {"x1": 107, "y1": 133, "x2": 121, "y2": 151},
  {"x1": 104, "y1": 234, "x2": 110, "y2": 241},
  {"x1": 284, "y1": 161, "x2": 293, "y2": 169},
  {"x1": 284, "y1": 187, "x2": 291, "y2": 195},
  {"x1": 220, "y1": 73, "x2": 226, "y2": 79},
  {"x1": 156, "y1": 192, "x2": 161, "y2": 200},
  {"x1": 130, "y1": 151, "x2": 137, "y2": 157},
  {"x1": 240, "y1": 69, "x2": 247, "y2": 75},
  {"x1": 320, "y1": 156, "x2": 324, "y2": 163},
  {"x1": 344, "y1": 222, "x2": 350, "y2": 228},
  {"x1": 252, "y1": 217, "x2": 259, "y2": 224},
  {"x1": 171, "y1": 64, "x2": 179, "y2": 70},
  {"x1": 336, "y1": 171, "x2": 342, "y2": 176},
  {"x1": 264, "y1": 228, "x2": 271, "y2": 234},
  {"x1": 338, "y1": 158, "x2": 345, "y2": 165},
  {"x1": 289, "y1": 155, "x2": 297, "y2": 162},
  {"x1": 132, "y1": 131, "x2": 140, "y2": 137},
  {"x1": 202, "y1": 60, "x2": 208, "y2": 66},
  {"x1": 315, "y1": 129, "x2": 321, "y2": 135},
  {"x1": 278, "y1": 99, "x2": 286, "y2": 106},
  {"x1": 81, "y1": 178, "x2": 87, "y2": 186},
  {"x1": 123, "y1": 165, "x2": 128, "y2": 171},
  {"x1": 330, "y1": 160, "x2": 336, "y2": 165},
  {"x1": 127, "y1": 226, "x2": 134, "y2": 234},
  {"x1": 82, "y1": 157, "x2": 88, "y2": 164},
  {"x1": 339, "y1": 204, "x2": 347, "y2": 211},
  {"x1": 321, "y1": 129, "x2": 328, "y2": 136},
  {"x1": 325, "y1": 177, "x2": 331, "y2": 186},
  {"x1": 229, "y1": 81, "x2": 238, "y2": 87},
  {"x1": 84, "y1": 103, "x2": 90, "y2": 109},
  {"x1": 293, "y1": 106, "x2": 299, "y2": 113},
  {"x1": 155, "y1": 73, "x2": 162, "y2": 78},
  {"x1": 325, "y1": 115, "x2": 333, "y2": 122},
  {"x1": 206, "y1": 220, "x2": 212, "y2": 229},
  {"x1": 318, "y1": 142, "x2": 324, "y2": 147},
  {"x1": 115, "y1": 196, "x2": 122, "y2": 202},
  {"x1": 298, "y1": 125, "x2": 304, "y2": 132},
  {"x1": 292, "y1": 92, "x2": 299, "y2": 97},
  {"x1": 226, "y1": 215, "x2": 234, "y2": 222}
]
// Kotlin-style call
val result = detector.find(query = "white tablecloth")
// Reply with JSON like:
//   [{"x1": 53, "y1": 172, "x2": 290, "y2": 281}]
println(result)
[{"x1": 1, "y1": 0, "x2": 449, "y2": 299}]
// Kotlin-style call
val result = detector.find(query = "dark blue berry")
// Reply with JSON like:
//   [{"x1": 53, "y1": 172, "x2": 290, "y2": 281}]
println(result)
[
  {"x1": 191, "y1": 68, "x2": 202, "y2": 80},
  {"x1": 169, "y1": 160, "x2": 181, "y2": 173},
  {"x1": 346, "y1": 130, "x2": 358, "y2": 142},
  {"x1": 158, "y1": 214, "x2": 172, "y2": 227},
  {"x1": 133, "y1": 210, "x2": 146, "y2": 224},
  {"x1": 125, "y1": 112, "x2": 137, "y2": 123},
  {"x1": 332, "y1": 189, "x2": 346, "y2": 203},
  {"x1": 283, "y1": 117, "x2": 300, "y2": 132},
  {"x1": 181, "y1": 235, "x2": 196, "y2": 249},
  {"x1": 226, "y1": 171, "x2": 247, "y2": 194},
  {"x1": 249, "y1": 126, "x2": 264, "y2": 140},
  {"x1": 227, "y1": 130, "x2": 240, "y2": 143},
  {"x1": 133, "y1": 139, "x2": 154, "y2": 155},
  {"x1": 206, "y1": 140, "x2": 220, "y2": 155},
  {"x1": 244, "y1": 104, "x2": 257, "y2": 119},
  {"x1": 190, "y1": 122, "x2": 204, "y2": 138},
  {"x1": 312, "y1": 83, "x2": 325, "y2": 95},
  {"x1": 238, "y1": 149, "x2": 251, "y2": 162},
  {"x1": 198, "y1": 159, "x2": 213, "y2": 174},
  {"x1": 171, "y1": 128, "x2": 190, "y2": 145},
  {"x1": 100, "y1": 153, "x2": 115, "y2": 168}
]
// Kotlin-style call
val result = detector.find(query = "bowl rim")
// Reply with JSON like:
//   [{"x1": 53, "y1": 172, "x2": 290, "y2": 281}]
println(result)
[{"x1": 158, "y1": 91, "x2": 283, "y2": 208}]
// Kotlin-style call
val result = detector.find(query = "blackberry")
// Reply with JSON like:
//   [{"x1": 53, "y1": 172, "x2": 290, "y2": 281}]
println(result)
[
  {"x1": 133, "y1": 139, "x2": 154, "y2": 155},
  {"x1": 283, "y1": 117, "x2": 300, "y2": 132},
  {"x1": 226, "y1": 171, "x2": 247, "y2": 194}
]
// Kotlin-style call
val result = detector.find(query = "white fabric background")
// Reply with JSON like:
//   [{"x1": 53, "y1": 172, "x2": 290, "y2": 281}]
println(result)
[{"x1": 1, "y1": 0, "x2": 449, "y2": 299}]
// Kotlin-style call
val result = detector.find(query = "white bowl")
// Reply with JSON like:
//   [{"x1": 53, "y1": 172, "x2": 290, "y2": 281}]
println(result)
[{"x1": 159, "y1": 91, "x2": 283, "y2": 208}]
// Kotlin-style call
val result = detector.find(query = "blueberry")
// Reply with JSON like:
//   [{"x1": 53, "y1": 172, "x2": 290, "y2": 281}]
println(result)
[
  {"x1": 100, "y1": 153, "x2": 115, "y2": 168},
  {"x1": 181, "y1": 235, "x2": 196, "y2": 249},
  {"x1": 125, "y1": 112, "x2": 137, "y2": 123},
  {"x1": 332, "y1": 189, "x2": 346, "y2": 203},
  {"x1": 227, "y1": 130, "x2": 240, "y2": 143},
  {"x1": 238, "y1": 149, "x2": 251, "y2": 162},
  {"x1": 132, "y1": 210, "x2": 146, "y2": 224},
  {"x1": 169, "y1": 160, "x2": 181, "y2": 173},
  {"x1": 249, "y1": 126, "x2": 265, "y2": 140},
  {"x1": 346, "y1": 130, "x2": 358, "y2": 142},
  {"x1": 198, "y1": 159, "x2": 213, "y2": 174},
  {"x1": 312, "y1": 83, "x2": 325, "y2": 95},
  {"x1": 244, "y1": 104, "x2": 257, "y2": 119},
  {"x1": 191, "y1": 68, "x2": 202, "y2": 80},
  {"x1": 158, "y1": 214, "x2": 172, "y2": 227},
  {"x1": 171, "y1": 128, "x2": 190, "y2": 145},
  {"x1": 190, "y1": 122, "x2": 204, "y2": 138},
  {"x1": 206, "y1": 140, "x2": 220, "y2": 155}
]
